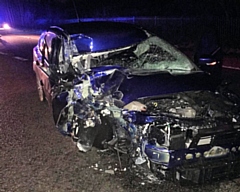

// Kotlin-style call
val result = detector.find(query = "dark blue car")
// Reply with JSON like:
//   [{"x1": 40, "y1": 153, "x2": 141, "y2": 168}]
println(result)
[{"x1": 33, "y1": 21, "x2": 240, "y2": 185}]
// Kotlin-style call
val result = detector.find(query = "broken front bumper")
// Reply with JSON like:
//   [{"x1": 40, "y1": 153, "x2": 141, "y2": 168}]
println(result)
[
  {"x1": 145, "y1": 126, "x2": 240, "y2": 184},
  {"x1": 176, "y1": 154, "x2": 240, "y2": 184}
]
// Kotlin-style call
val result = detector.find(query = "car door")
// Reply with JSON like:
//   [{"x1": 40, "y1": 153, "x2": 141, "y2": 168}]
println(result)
[{"x1": 34, "y1": 31, "x2": 62, "y2": 102}]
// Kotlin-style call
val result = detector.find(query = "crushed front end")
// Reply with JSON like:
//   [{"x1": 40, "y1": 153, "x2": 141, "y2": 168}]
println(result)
[
  {"x1": 129, "y1": 91, "x2": 240, "y2": 184},
  {"x1": 50, "y1": 57, "x2": 240, "y2": 184}
]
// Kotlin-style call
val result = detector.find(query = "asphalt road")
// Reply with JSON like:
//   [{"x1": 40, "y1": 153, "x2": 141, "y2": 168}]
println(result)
[{"x1": 1, "y1": 32, "x2": 240, "y2": 192}]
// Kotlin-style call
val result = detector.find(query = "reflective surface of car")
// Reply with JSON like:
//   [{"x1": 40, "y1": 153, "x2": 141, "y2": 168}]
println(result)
[{"x1": 33, "y1": 21, "x2": 240, "y2": 184}]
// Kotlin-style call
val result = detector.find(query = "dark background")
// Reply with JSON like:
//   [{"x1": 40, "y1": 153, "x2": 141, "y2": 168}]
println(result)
[
  {"x1": 1, "y1": 0, "x2": 240, "y2": 51},
  {"x1": 2, "y1": 0, "x2": 240, "y2": 22}
]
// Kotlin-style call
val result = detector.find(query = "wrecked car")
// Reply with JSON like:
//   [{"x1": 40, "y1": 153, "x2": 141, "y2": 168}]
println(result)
[{"x1": 33, "y1": 21, "x2": 240, "y2": 185}]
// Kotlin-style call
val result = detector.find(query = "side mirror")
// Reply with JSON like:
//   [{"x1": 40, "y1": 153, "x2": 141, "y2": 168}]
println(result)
[
  {"x1": 197, "y1": 47, "x2": 221, "y2": 66},
  {"x1": 195, "y1": 53, "x2": 222, "y2": 84},
  {"x1": 198, "y1": 55, "x2": 217, "y2": 67}
]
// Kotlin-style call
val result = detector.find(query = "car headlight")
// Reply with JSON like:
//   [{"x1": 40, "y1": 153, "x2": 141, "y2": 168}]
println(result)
[{"x1": 3, "y1": 23, "x2": 11, "y2": 30}]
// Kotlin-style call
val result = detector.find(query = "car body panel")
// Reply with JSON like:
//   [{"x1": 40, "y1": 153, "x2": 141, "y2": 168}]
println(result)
[{"x1": 118, "y1": 71, "x2": 214, "y2": 104}]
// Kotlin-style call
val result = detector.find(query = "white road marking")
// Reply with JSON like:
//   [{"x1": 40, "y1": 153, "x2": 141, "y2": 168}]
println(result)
[
  {"x1": 223, "y1": 65, "x2": 240, "y2": 70},
  {"x1": 0, "y1": 51, "x2": 8, "y2": 55},
  {"x1": 0, "y1": 51, "x2": 29, "y2": 61},
  {"x1": 14, "y1": 56, "x2": 28, "y2": 61}
]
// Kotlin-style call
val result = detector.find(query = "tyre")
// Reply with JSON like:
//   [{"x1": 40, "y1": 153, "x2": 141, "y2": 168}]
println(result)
[
  {"x1": 93, "y1": 115, "x2": 114, "y2": 149},
  {"x1": 52, "y1": 93, "x2": 68, "y2": 124}
]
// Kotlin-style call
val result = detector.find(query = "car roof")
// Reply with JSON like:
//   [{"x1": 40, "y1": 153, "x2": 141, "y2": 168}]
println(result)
[{"x1": 49, "y1": 21, "x2": 149, "y2": 52}]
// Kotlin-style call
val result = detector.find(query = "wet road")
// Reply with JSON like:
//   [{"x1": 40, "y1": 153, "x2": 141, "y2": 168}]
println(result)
[{"x1": 1, "y1": 32, "x2": 240, "y2": 192}]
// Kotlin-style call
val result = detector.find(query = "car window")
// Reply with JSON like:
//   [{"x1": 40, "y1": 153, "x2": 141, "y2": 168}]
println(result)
[
  {"x1": 130, "y1": 36, "x2": 198, "y2": 73},
  {"x1": 97, "y1": 36, "x2": 199, "y2": 74},
  {"x1": 51, "y1": 36, "x2": 62, "y2": 65},
  {"x1": 45, "y1": 32, "x2": 57, "y2": 61},
  {"x1": 38, "y1": 32, "x2": 62, "y2": 65},
  {"x1": 71, "y1": 34, "x2": 93, "y2": 54}
]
